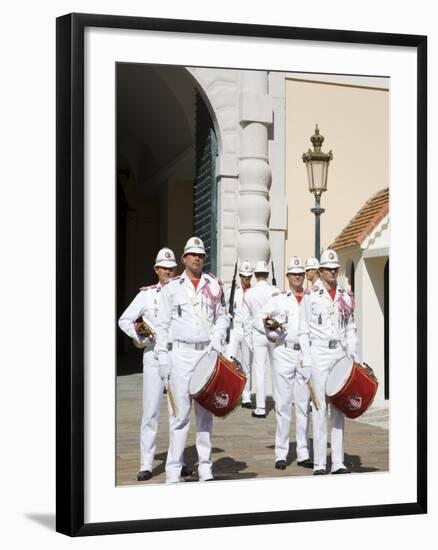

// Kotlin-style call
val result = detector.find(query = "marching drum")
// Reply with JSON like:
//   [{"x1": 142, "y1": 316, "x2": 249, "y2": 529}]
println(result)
[
  {"x1": 325, "y1": 356, "x2": 378, "y2": 419},
  {"x1": 189, "y1": 351, "x2": 246, "y2": 417}
]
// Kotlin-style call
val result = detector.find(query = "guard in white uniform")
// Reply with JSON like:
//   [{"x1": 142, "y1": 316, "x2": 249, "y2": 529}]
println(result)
[
  {"x1": 243, "y1": 260, "x2": 279, "y2": 418},
  {"x1": 305, "y1": 257, "x2": 321, "y2": 288},
  {"x1": 254, "y1": 257, "x2": 313, "y2": 470},
  {"x1": 299, "y1": 249, "x2": 358, "y2": 475},
  {"x1": 225, "y1": 260, "x2": 254, "y2": 408},
  {"x1": 118, "y1": 248, "x2": 191, "y2": 481},
  {"x1": 155, "y1": 237, "x2": 229, "y2": 483}
]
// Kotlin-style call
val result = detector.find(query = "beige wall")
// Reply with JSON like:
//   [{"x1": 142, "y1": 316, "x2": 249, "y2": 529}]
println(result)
[
  {"x1": 284, "y1": 78, "x2": 389, "y2": 287},
  {"x1": 360, "y1": 256, "x2": 388, "y2": 404}
]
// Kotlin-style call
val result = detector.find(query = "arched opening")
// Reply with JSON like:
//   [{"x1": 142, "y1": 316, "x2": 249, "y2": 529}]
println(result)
[
  {"x1": 349, "y1": 260, "x2": 355, "y2": 293},
  {"x1": 116, "y1": 64, "x2": 218, "y2": 373},
  {"x1": 384, "y1": 259, "x2": 389, "y2": 399}
]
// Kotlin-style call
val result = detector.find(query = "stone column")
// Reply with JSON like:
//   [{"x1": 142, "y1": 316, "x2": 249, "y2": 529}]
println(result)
[
  {"x1": 238, "y1": 71, "x2": 273, "y2": 265},
  {"x1": 188, "y1": 67, "x2": 240, "y2": 284}
]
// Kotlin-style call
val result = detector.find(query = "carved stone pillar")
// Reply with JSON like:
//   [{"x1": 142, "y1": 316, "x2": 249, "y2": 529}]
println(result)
[{"x1": 238, "y1": 71, "x2": 273, "y2": 266}]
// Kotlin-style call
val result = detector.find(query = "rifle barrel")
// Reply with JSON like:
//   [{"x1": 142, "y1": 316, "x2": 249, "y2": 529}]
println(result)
[{"x1": 226, "y1": 261, "x2": 238, "y2": 344}]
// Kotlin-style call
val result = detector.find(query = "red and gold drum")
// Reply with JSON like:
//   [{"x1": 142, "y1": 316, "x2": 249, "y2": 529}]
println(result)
[
  {"x1": 189, "y1": 351, "x2": 246, "y2": 417},
  {"x1": 325, "y1": 356, "x2": 378, "y2": 419}
]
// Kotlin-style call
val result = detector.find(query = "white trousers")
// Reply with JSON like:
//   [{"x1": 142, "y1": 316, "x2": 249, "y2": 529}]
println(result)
[
  {"x1": 251, "y1": 332, "x2": 273, "y2": 412},
  {"x1": 271, "y1": 345, "x2": 311, "y2": 462},
  {"x1": 226, "y1": 325, "x2": 252, "y2": 402},
  {"x1": 140, "y1": 349, "x2": 167, "y2": 472},
  {"x1": 166, "y1": 348, "x2": 213, "y2": 483},
  {"x1": 310, "y1": 344, "x2": 346, "y2": 472}
]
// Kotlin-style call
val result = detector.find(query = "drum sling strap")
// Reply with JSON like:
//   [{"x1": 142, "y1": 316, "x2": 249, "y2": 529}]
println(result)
[
  {"x1": 183, "y1": 280, "x2": 212, "y2": 341},
  {"x1": 323, "y1": 291, "x2": 347, "y2": 351}
]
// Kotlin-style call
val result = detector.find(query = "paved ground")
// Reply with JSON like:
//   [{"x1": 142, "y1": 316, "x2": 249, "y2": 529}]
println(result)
[{"x1": 116, "y1": 372, "x2": 389, "y2": 486}]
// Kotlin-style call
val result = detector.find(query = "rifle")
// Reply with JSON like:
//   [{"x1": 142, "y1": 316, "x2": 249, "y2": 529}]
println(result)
[
  {"x1": 225, "y1": 261, "x2": 238, "y2": 344},
  {"x1": 271, "y1": 261, "x2": 277, "y2": 287}
]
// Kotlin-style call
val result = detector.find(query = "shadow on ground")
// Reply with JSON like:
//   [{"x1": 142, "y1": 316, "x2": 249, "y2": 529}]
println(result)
[
  {"x1": 149, "y1": 445, "x2": 257, "y2": 481},
  {"x1": 25, "y1": 514, "x2": 55, "y2": 531},
  {"x1": 264, "y1": 439, "x2": 382, "y2": 473}
]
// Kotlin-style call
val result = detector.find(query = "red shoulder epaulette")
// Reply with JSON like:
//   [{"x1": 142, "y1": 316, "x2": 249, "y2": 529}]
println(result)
[
  {"x1": 304, "y1": 288, "x2": 311, "y2": 295},
  {"x1": 162, "y1": 275, "x2": 181, "y2": 287},
  {"x1": 208, "y1": 272, "x2": 224, "y2": 286},
  {"x1": 272, "y1": 291, "x2": 280, "y2": 297},
  {"x1": 311, "y1": 285, "x2": 319, "y2": 292},
  {"x1": 139, "y1": 283, "x2": 157, "y2": 292}
]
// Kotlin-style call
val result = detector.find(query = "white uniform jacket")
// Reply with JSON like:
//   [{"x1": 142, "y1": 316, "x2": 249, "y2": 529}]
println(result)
[
  {"x1": 254, "y1": 290, "x2": 302, "y2": 345},
  {"x1": 243, "y1": 280, "x2": 279, "y2": 329},
  {"x1": 307, "y1": 277, "x2": 323, "y2": 290},
  {"x1": 118, "y1": 283, "x2": 163, "y2": 348},
  {"x1": 155, "y1": 272, "x2": 229, "y2": 356},
  {"x1": 298, "y1": 284, "x2": 358, "y2": 366},
  {"x1": 225, "y1": 285, "x2": 249, "y2": 337}
]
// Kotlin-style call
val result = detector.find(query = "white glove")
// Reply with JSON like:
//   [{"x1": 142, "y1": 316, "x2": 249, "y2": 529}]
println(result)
[
  {"x1": 158, "y1": 354, "x2": 170, "y2": 382},
  {"x1": 299, "y1": 365, "x2": 312, "y2": 383},
  {"x1": 245, "y1": 334, "x2": 254, "y2": 352},
  {"x1": 265, "y1": 328, "x2": 282, "y2": 342},
  {"x1": 265, "y1": 327, "x2": 285, "y2": 343},
  {"x1": 300, "y1": 356, "x2": 312, "y2": 381},
  {"x1": 210, "y1": 334, "x2": 223, "y2": 354}
]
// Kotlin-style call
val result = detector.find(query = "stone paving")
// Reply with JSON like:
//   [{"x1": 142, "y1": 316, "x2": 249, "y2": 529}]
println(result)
[{"x1": 116, "y1": 372, "x2": 389, "y2": 486}]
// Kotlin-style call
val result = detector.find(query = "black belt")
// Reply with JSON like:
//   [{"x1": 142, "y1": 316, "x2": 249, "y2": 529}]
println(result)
[
  {"x1": 310, "y1": 339, "x2": 340, "y2": 349},
  {"x1": 284, "y1": 342, "x2": 301, "y2": 351}
]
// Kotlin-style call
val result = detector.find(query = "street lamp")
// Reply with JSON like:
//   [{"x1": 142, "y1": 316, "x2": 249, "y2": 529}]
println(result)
[{"x1": 302, "y1": 125, "x2": 333, "y2": 260}]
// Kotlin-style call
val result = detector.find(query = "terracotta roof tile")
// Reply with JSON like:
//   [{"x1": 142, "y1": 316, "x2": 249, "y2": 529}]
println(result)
[{"x1": 330, "y1": 188, "x2": 389, "y2": 250}]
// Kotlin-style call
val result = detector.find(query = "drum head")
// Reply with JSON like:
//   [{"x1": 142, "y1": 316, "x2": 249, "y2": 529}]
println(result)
[
  {"x1": 189, "y1": 351, "x2": 217, "y2": 395},
  {"x1": 326, "y1": 356, "x2": 354, "y2": 397}
]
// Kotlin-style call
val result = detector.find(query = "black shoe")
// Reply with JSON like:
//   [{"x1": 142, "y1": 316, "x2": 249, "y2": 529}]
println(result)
[
  {"x1": 241, "y1": 401, "x2": 255, "y2": 409},
  {"x1": 297, "y1": 459, "x2": 314, "y2": 469},
  {"x1": 181, "y1": 465, "x2": 192, "y2": 478},
  {"x1": 275, "y1": 460, "x2": 287, "y2": 470},
  {"x1": 251, "y1": 411, "x2": 266, "y2": 418},
  {"x1": 313, "y1": 469, "x2": 326, "y2": 476},
  {"x1": 332, "y1": 467, "x2": 351, "y2": 474},
  {"x1": 137, "y1": 470, "x2": 152, "y2": 481}
]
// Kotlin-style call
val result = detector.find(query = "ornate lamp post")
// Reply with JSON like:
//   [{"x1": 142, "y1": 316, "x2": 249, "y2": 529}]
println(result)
[{"x1": 302, "y1": 125, "x2": 333, "y2": 260}]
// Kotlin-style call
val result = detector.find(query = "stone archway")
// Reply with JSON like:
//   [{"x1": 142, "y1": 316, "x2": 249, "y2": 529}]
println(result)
[
  {"x1": 188, "y1": 68, "x2": 277, "y2": 284},
  {"x1": 116, "y1": 63, "x2": 217, "y2": 366}
]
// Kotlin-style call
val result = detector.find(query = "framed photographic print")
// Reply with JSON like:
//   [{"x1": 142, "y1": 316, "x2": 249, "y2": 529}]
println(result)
[{"x1": 56, "y1": 13, "x2": 427, "y2": 536}]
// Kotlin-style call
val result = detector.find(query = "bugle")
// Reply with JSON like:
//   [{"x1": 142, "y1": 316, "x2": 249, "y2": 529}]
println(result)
[{"x1": 133, "y1": 317, "x2": 156, "y2": 348}]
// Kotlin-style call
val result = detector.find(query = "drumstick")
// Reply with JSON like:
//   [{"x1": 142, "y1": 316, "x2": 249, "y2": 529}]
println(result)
[
  {"x1": 167, "y1": 382, "x2": 178, "y2": 417},
  {"x1": 308, "y1": 381, "x2": 319, "y2": 411}
]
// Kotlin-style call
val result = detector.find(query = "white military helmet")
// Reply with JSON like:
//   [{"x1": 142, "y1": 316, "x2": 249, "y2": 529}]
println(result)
[
  {"x1": 239, "y1": 260, "x2": 253, "y2": 276},
  {"x1": 183, "y1": 236, "x2": 206, "y2": 256},
  {"x1": 305, "y1": 257, "x2": 320, "y2": 271},
  {"x1": 254, "y1": 260, "x2": 269, "y2": 274},
  {"x1": 154, "y1": 247, "x2": 177, "y2": 268},
  {"x1": 319, "y1": 249, "x2": 340, "y2": 269},
  {"x1": 287, "y1": 256, "x2": 305, "y2": 274}
]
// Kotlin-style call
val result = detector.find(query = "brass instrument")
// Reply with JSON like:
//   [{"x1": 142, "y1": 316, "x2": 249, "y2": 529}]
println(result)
[
  {"x1": 263, "y1": 316, "x2": 286, "y2": 343},
  {"x1": 263, "y1": 315, "x2": 286, "y2": 331},
  {"x1": 133, "y1": 317, "x2": 156, "y2": 349}
]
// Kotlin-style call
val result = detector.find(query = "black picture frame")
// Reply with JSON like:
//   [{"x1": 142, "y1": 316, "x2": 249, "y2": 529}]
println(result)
[{"x1": 56, "y1": 12, "x2": 427, "y2": 537}]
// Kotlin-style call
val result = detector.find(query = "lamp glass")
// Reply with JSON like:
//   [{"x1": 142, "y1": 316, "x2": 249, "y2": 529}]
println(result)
[{"x1": 308, "y1": 159, "x2": 328, "y2": 194}]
